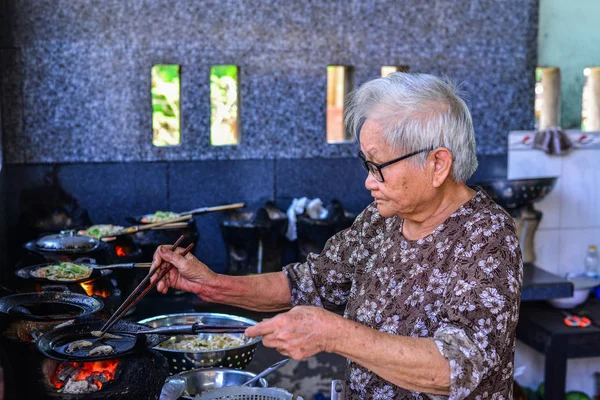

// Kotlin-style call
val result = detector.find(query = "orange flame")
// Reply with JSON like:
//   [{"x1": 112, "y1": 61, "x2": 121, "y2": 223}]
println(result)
[
  {"x1": 79, "y1": 281, "x2": 111, "y2": 298},
  {"x1": 51, "y1": 360, "x2": 119, "y2": 390},
  {"x1": 115, "y1": 246, "x2": 126, "y2": 257}
]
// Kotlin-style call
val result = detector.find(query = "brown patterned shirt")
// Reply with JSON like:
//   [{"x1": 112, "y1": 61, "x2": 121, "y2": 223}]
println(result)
[{"x1": 283, "y1": 189, "x2": 523, "y2": 400}]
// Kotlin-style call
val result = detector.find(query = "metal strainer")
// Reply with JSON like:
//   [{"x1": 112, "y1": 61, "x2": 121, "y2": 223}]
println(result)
[{"x1": 195, "y1": 386, "x2": 303, "y2": 400}]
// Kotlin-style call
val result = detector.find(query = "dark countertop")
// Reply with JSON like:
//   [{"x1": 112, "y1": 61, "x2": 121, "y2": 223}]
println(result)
[
  {"x1": 521, "y1": 264, "x2": 574, "y2": 301},
  {"x1": 516, "y1": 297, "x2": 600, "y2": 400}
]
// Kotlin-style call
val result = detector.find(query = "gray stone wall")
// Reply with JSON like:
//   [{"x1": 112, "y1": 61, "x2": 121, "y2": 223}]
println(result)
[{"x1": 1, "y1": 0, "x2": 538, "y2": 164}]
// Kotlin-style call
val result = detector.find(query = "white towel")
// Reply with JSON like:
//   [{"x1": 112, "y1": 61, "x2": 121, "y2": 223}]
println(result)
[{"x1": 285, "y1": 197, "x2": 328, "y2": 241}]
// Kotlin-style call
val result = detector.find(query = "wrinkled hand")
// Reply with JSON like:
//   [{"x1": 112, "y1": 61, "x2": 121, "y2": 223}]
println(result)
[
  {"x1": 244, "y1": 306, "x2": 340, "y2": 360},
  {"x1": 150, "y1": 245, "x2": 217, "y2": 296}
]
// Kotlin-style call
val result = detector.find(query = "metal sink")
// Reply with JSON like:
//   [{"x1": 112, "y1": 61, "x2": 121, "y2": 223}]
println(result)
[{"x1": 475, "y1": 177, "x2": 558, "y2": 211}]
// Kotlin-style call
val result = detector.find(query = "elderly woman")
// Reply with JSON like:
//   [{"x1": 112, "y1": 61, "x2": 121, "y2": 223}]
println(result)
[{"x1": 151, "y1": 73, "x2": 522, "y2": 399}]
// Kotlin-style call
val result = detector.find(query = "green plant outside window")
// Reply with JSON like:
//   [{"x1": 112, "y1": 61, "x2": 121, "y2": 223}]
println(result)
[
  {"x1": 211, "y1": 65, "x2": 239, "y2": 146},
  {"x1": 152, "y1": 64, "x2": 180, "y2": 146}
]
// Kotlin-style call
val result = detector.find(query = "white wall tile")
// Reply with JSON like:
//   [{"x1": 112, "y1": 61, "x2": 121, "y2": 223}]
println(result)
[
  {"x1": 508, "y1": 131, "x2": 535, "y2": 151},
  {"x1": 508, "y1": 149, "x2": 563, "y2": 229},
  {"x1": 560, "y1": 149, "x2": 600, "y2": 229},
  {"x1": 534, "y1": 229, "x2": 561, "y2": 274},
  {"x1": 558, "y1": 228, "x2": 600, "y2": 275}
]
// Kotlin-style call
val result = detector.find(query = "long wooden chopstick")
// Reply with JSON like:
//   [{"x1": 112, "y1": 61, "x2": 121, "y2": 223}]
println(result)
[
  {"x1": 99, "y1": 235, "x2": 187, "y2": 334},
  {"x1": 107, "y1": 242, "x2": 194, "y2": 328}
]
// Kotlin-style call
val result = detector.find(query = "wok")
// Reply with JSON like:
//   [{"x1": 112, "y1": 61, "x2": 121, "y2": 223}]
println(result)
[
  {"x1": 130, "y1": 202, "x2": 246, "y2": 225},
  {"x1": 15, "y1": 261, "x2": 151, "y2": 284},
  {"x1": 99, "y1": 214, "x2": 195, "y2": 238},
  {"x1": 23, "y1": 233, "x2": 110, "y2": 261},
  {"x1": 25, "y1": 216, "x2": 193, "y2": 257},
  {"x1": 26, "y1": 230, "x2": 104, "y2": 254},
  {"x1": 33, "y1": 320, "x2": 249, "y2": 362},
  {"x1": 33, "y1": 320, "x2": 157, "y2": 361},
  {"x1": 0, "y1": 287, "x2": 103, "y2": 321}
]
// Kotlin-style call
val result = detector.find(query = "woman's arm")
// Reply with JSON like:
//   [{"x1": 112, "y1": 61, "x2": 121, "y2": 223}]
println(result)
[
  {"x1": 245, "y1": 305, "x2": 451, "y2": 395},
  {"x1": 203, "y1": 271, "x2": 292, "y2": 312},
  {"x1": 151, "y1": 246, "x2": 292, "y2": 312}
]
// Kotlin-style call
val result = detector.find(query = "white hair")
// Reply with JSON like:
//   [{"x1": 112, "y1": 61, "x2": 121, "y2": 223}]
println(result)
[{"x1": 344, "y1": 72, "x2": 478, "y2": 183}]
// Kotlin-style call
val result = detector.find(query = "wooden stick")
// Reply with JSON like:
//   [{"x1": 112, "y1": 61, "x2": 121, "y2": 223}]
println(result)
[
  {"x1": 107, "y1": 242, "x2": 195, "y2": 325},
  {"x1": 103, "y1": 215, "x2": 192, "y2": 238},
  {"x1": 98, "y1": 235, "x2": 184, "y2": 333}
]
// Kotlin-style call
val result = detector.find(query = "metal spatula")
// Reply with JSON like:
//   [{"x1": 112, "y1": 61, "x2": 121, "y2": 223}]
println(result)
[{"x1": 243, "y1": 359, "x2": 290, "y2": 387}]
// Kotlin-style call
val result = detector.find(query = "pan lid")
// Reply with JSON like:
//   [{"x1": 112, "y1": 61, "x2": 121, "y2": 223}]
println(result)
[{"x1": 36, "y1": 230, "x2": 99, "y2": 252}]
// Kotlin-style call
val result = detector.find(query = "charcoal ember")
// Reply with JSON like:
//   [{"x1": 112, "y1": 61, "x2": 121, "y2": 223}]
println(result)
[
  {"x1": 63, "y1": 379, "x2": 98, "y2": 394},
  {"x1": 56, "y1": 365, "x2": 79, "y2": 383},
  {"x1": 87, "y1": 371, "x2": 109, "y2": 384}
]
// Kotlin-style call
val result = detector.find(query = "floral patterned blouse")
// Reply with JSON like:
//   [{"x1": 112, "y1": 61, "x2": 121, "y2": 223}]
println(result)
[{"x1": 283, "y1": 189, "x2": 523, "y2": 400}]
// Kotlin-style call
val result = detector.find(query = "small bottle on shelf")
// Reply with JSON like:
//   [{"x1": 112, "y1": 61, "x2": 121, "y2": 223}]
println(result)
[{"x1": 584, "y1": 245, "x2": 599, "y2": 276}]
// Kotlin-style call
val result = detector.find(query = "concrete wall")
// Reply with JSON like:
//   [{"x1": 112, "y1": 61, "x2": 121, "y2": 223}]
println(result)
[
  {"x1": 1, "y1": 0, "x2": 538, "y2": 163},
  {"x1": 0, "y1": 0, "x2": 538, "y2": 271}
]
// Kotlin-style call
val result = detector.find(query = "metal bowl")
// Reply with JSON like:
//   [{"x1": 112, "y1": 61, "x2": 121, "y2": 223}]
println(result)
[
  {"x1": 475, "y1": 177, "x2": 558, "y2": 210},
  {"x1": 165, "y1": 368, "x2": 268, "y2": 399},
  {"x1": 138, "y1": 313, "x2": 261, "y2": 375}
]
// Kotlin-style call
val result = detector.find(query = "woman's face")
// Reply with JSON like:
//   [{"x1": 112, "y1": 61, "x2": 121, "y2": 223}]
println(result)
[{"x1": 359, "y1": 119, "x2": 435, "y2": 219}]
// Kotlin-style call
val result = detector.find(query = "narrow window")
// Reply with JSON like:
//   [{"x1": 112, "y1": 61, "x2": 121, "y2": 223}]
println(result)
[
  {"x1": 152, "y1": 64, "x2": 181, "y2": 146},
  {"x1": 211, "y1": 65, "x2": 240, "y2": 146},
  {"x1": 381, "y1": 65, "x2": 409, "y2": 77},
  {"x1": 582, "y1": 67, "x2": 600, "y2": 131},
  {"x1": 534, "y1": 67, "x2": 561, "y2": 130},
  {"x1": 327, "y1": 65, "x2": 354, "y2": 143}
]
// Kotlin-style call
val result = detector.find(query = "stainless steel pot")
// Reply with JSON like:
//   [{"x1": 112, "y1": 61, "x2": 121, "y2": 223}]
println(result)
[
  {"x1": 138, "y1": 313, "x2": 261, "y2": 374},
  {"x1": 165, "y1": 368, "x2": 268, "y2": 399},
  {"x1": 331, "y1": 380, "x2": 346, "y2": 400}
]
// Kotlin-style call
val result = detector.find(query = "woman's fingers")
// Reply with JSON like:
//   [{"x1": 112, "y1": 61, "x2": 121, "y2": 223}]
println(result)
[
  {"x1": 159, "y1": 246, "x2": 191, "y2": 270},
  {"x1": 151, "y1": 245, "x2": 169, "y2": 272},
  {"x1": 245, "y1": 317, "x2": 279, "y2": 337},
  {"x1": 151, "y1": 244, "x2": 208, "y2": 294},
  {"x1": 173, "y1": 246, "x2": 188, "y2": 255}
]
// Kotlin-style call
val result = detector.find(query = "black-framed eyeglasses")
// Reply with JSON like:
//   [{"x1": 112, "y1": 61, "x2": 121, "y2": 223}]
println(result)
[{"x1": 357, "y1": 147, "x2": 433, "y2": 182}]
